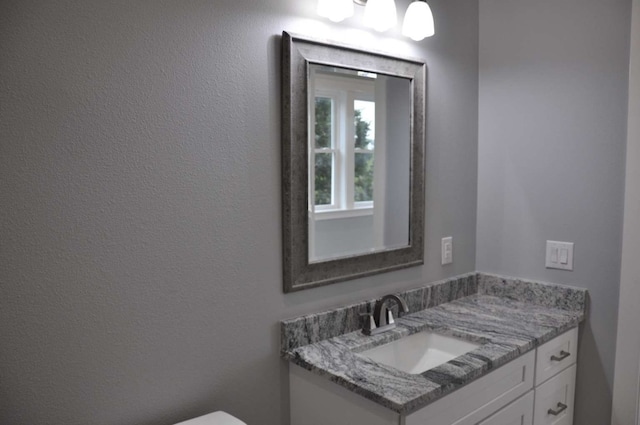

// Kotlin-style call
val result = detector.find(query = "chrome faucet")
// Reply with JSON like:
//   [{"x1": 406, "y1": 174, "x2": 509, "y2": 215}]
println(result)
[{"x1": 362, "y1": 294, "x2": 409, "y2": 336}]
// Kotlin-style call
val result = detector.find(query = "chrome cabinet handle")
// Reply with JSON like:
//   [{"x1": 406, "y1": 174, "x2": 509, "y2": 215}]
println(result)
[
  {"x1": 550, "y1": 350, "x2": 570, "y2": 361},
  {"x1": 548, "y1": 402, "x2": 568, "y2": 416}
]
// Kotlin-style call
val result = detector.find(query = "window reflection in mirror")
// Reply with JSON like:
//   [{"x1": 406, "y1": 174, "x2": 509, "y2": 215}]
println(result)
[{"x1": 308, "y1": 64, "x2": 411, "y2": 262}]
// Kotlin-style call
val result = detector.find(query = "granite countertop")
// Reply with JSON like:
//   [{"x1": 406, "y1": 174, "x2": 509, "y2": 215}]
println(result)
[{"x1": 281, "y1": 273, "x2": 587, "y2": 415}]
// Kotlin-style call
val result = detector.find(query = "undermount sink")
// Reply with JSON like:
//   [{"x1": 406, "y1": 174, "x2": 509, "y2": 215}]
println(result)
[{"x1": 359, "y1": 331, "x2": 480, "y2": 374}]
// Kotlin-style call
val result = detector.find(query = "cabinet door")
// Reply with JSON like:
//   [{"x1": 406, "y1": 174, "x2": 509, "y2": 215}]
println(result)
[
  {"x1": 290, "y1": 365, "x2": 400, "y2": 425},
  {"x1": 476, "y1": 391, "x2": 534, "y2": 425},
  {"x1": 533, "y1": 364, "x2": 576, "y2": 425}
]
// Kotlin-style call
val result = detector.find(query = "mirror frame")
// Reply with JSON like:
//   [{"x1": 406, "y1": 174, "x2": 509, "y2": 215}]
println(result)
[{"x1": 282, "y1": 31, "x2": 426, "y2": 293}]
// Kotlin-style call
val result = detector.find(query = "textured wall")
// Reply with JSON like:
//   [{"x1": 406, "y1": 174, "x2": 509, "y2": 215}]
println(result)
[
  {"x1": 0, "y1": 1, "x2": 479, "y2": 424},
  {"x1": 612, "y1": 0, "x2": 640, "y2": 422},
  {"x1": 384, "y1": 76, "x2": 411, "y2": 248},
  {"x1": 477, "y1": 0, "x2": 631, "y2": 423},
  {"x1": 313, "y1": 215, "x2": 375, "y2": 260}
]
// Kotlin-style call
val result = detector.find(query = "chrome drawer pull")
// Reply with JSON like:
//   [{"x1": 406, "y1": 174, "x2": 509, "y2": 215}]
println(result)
[
  {"x1": 548, "y1": 402, "x2": 568, "y2": 416},
  {"x1": 550, "y1": 350, "x2": 570, "y2": 361}
]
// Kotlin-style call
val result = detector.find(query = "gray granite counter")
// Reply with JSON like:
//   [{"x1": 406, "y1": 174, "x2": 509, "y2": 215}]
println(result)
[{"x1": 281, "y1": 273, "x2": 587, "y2": 415}]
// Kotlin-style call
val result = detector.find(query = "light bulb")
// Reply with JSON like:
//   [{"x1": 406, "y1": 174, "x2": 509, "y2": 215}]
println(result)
[
  {"x1": 364, "y1": 0, "x2": 397, "y2": 32},
  {"x1": 402, "y1": 0, "x2": 435, "y2": 41},
  {"x1": 317, "y1": 0, "x2": 354, "y2": 23}
]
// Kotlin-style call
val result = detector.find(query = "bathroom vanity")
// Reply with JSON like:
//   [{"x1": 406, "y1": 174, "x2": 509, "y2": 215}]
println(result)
[{"x1": 281, "y1": 273, "x2": 586, "y2": 425}]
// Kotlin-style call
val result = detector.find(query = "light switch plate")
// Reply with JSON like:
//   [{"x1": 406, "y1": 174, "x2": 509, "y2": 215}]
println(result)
[
  {"x1": 441, "y1": 237, "x2": 453, "y2": 265},
  {"x1": 545, "y1": 240, "x2": 574, "y2": 271}
]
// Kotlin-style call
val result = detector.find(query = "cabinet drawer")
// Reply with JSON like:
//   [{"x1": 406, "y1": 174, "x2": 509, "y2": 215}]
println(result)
[
  {"x1": 533, "y1": 364, "x2": 576, "y2": 425},
  {"x1": 406, "y1": 351, "x2": 535, "y2": 425},
  {"x1": 477, "y1": 391, "x2": 534, "y2": 425},
  {"x1": 535, "y1": 328, "x2": 578, "y2": 385}
]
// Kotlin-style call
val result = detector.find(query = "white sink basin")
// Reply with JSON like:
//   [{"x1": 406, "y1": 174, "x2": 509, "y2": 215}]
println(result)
[{"x1": 359, "y1": 331, "x2": 480, "y2": 374}]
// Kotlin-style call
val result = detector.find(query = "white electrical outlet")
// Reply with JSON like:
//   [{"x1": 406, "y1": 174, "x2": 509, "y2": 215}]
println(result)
[
  {"x1": 545, "y1": 240, "x2": 574, "y2": 271},
  {"x1": 441, "y1": 237, "x2": 453, "y2": 265}
]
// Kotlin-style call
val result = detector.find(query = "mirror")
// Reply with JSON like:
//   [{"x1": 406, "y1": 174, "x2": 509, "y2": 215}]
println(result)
[
  {"x1": 282, "y1": 31, "x2": 426, "y2": 292},
  {"x1": 308, "y1": 65, "x2": 412, "y2": 262}
]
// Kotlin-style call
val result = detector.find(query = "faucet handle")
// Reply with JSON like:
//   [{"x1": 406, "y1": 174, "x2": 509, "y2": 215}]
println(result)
[{"x1": 360, "y1": 311, "x2": 377, "y2": 336}]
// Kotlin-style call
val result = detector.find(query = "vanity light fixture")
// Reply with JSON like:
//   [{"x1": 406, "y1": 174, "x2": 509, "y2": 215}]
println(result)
[
  {"x1": 316, "y1": 0, "x2": 435, "y2": 40},
  {"x1": 402, "y1": 0, "x2": 434, "y2": 41}
]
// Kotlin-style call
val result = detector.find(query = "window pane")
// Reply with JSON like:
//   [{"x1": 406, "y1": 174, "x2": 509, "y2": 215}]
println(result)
[
  {"x1": 354, "y1": 100, "x2": 375, "y2": 149},
  {"x1": 354, "y1": 152, "x2": 374, "y2": 202},
  {"x1": 315, "y1": 97, "x2": 332, "y2": 149},
  {"x1": 315, "y1": 152, "x2": 333, "y2": 205}
]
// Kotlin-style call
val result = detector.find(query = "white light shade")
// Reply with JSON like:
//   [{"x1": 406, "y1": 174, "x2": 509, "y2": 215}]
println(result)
[
  {"x1": 364, "y1": 0, "x2": 397, "y2": 32},
  {"x1": 317, "y1": 0, "x2": 354, "y2": 22},
  {"x1": 402, "y1": 1, "x2": 435, "y2": 41}
]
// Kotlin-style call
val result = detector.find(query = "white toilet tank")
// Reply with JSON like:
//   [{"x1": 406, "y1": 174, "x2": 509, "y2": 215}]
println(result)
[{"x1": 174, "y1": 411, "x2": 246, "y2": 425}]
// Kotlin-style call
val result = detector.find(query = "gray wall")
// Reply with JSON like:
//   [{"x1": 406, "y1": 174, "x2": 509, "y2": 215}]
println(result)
[
  {"x1": 477, "y1": 0, "x2": 631, "y2": 423},
  {"x1": 313, "y1": 215, "x2": 375, "y2": 260},
  {"x1": 612, "y1": 0, "x2": 640, "y2": 421},
  {"x1": 0, "y1": 1, "x2": 479, "y2": 424},
  {"x1": 384, "y1": 76, "x2": 411, "y2": 248}
]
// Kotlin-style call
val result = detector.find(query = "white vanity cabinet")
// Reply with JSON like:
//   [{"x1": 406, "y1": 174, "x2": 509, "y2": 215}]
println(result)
[
  {"x1": 405, "y1": 351, "x2": 535, "y2": 425},
  {"x1": 532, "y1": 328, "x2": 578, "y2": 425},
  {"x1": 289, "y1": 328, "x2": 578, "y2": 425}
]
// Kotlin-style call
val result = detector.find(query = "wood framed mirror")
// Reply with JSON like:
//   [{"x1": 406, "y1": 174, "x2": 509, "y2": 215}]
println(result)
[{"x1": 282, "y1": 31, "x2": 426, "y2": 292}]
